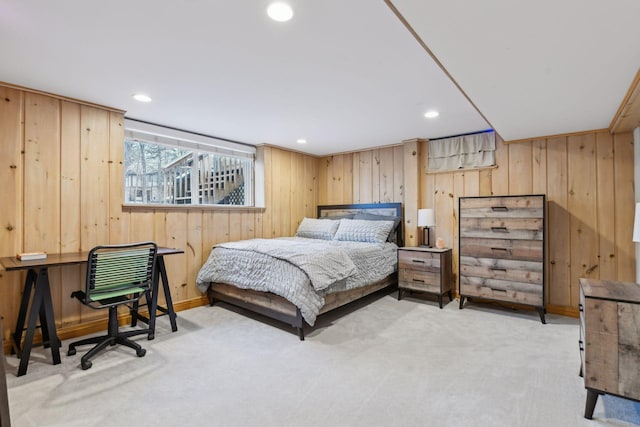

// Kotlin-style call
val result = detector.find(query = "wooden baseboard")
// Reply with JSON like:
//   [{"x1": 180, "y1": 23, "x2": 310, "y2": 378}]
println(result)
[
  {"x1": 454, "y1": 291, "x2": 580, "y2": 318},
  {"x1": 172, "y1": 296, "x2": 209, "y2": 311},
  {"x1": 3, "y1": 296, "x2": 208, "y2": 354}
]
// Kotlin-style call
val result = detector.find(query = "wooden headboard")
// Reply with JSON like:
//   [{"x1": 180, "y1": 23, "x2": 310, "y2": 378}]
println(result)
[{"x1": 317, "y1": 202, "x2": 404, "y2": 247}]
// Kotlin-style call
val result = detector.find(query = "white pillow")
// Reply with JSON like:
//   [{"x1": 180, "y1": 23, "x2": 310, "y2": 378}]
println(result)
[
  {"x1": 295, "y1": 217, "x2": 340, "y2": 240},
  {"x1": 333, "y1": 219, "x2": 394, "y2": 243}
]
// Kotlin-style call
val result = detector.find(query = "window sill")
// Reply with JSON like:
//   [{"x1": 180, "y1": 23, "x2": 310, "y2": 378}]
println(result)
[{"x1": 122, "y1": 204, "x2": 265, "y2": 212}]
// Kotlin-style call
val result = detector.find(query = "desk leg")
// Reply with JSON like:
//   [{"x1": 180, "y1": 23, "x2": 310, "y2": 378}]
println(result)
[
  {"x1": 158, "y1": 258, "x2": 178, "y2": 333},
  {"x1": 16, "y1": 269, "x2": 61, "y2": 377},
  {"x1": 147, "y1": 264, "x2": 160, "y2": 340},
  {"x1": 13, "y1": 269, "x2": 37, "y2": 356},
  {"x1": 39, "y1": 273, "x2": 61, "y2": 365},
  {"x1": 18, "y1": 277, "x2": 43, "y2": 377},
  {"x1": 39, "y1": 298, "x2": 50, "y2": 349},
  {"x1": 147, "y1": 257, "x2": 178, "y2": 339}
]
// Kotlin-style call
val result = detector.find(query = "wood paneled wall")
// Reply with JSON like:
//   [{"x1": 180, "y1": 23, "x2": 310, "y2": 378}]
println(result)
[
  {"x1": 318, "y1": 131, "x2": 636, "y2": 314},
  {"x1": 1, "y1": 81, "x2": 635, "y2": 344},
  {"x1": 317, "y1": 145, "x2": 405, "y2": 205},
  {"x1": 0, "y1": 85, "x2": 318, "y2": 345}
]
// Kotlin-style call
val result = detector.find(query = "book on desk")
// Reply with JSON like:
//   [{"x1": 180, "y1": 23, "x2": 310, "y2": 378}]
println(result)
[{"x1": 16, "y1": 252, "x2": 47, "y2": 261}]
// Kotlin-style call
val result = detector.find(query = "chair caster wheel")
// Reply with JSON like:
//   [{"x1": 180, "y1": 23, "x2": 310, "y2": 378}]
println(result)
[
  {"x1": 81, "y1": 361, "x2": 92, "y2": 370},
  {"x1": 137, "y1": 348, "x2": 146, "y2": 357},
  {"x1": 68, "y1": 348, "x2": 76, "y2": 356}
]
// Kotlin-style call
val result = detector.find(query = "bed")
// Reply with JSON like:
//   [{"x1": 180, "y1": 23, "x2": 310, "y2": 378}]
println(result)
[{"x1": 196, "y1": 203, "x2": 403, "y2": 339}]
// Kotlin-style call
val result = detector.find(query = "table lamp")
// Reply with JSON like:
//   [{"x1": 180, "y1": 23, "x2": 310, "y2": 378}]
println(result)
[{"x1": 417, "y1": 208, "x2": 435, "y2": 247}]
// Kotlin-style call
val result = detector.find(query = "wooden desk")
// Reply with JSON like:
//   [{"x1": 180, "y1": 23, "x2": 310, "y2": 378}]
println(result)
[{"x1": 0, "y1": 247, "x2": 182, "y2": 376}]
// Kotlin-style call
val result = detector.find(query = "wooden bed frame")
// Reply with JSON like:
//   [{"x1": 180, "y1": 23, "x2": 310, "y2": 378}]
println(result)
[{"x1": 207, "y1": 202, "x2": 403, "y2": 340}]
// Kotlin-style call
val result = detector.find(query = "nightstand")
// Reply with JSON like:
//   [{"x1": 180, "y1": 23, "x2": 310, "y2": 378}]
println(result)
[{"x1": 397, "y1": 246, "x2": 453, "y2": 308}]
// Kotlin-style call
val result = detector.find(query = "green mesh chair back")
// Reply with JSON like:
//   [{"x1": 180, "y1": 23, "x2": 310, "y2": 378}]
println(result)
[
  {"x1": 84, "y1": 242, "x2": 157, "y2": 308},
  {"x1": 68, "y1": 242, "x2": 158, "y2": 370}
]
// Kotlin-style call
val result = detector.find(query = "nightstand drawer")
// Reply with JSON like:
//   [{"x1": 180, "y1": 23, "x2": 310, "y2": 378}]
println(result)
[
  {"x1": 398, "y1": 250, "x2": 441, "y2": 272},
  {"x1": 399, "y1": 268, "x2": 441, "y2": 290}
]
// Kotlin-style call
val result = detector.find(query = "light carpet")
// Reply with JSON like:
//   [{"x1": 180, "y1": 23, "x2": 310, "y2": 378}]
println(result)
[{"x1": 5, "y1": 291, "x2": 640, "y2": 427}]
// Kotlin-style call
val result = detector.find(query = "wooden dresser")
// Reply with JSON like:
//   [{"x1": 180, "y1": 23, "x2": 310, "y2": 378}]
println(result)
[
  {"x1": 398, "y1": 247, "x2": 452, "y2": 308},
  {"x1": 458, "y1": 194, "x2": 546, "y2": 323},
  {"x1": 579, "y1": 278, "x2": 640, "y2": 419}
]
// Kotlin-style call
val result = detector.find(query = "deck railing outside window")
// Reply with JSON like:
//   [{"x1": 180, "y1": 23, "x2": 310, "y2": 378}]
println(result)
[{"x1": 124, "y1": 139, "x2": 253, "y2": 206}]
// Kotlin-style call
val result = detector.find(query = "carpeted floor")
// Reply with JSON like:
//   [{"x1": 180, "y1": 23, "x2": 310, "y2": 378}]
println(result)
[{"x1": 5, "y1": 291, "x2": 640, "y2": 427}]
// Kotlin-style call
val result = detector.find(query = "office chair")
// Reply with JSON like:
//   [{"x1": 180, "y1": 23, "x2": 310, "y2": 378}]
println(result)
[{"x1": 67, "y1": 242, "x2": 157, "y2": 370}]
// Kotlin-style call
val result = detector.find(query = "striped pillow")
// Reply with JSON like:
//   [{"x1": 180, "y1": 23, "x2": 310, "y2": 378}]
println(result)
[
  {"x1": 333, "y1": 219, "x2": 394, "y2": 243},
  {"x1": 295, "y1": 218, "x2": 340, "y2": 240}
]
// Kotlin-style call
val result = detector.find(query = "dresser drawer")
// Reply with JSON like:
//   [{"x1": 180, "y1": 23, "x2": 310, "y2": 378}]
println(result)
[
  {"x1": 460, "y1": 217, "x2": 543, "y2": 240},
  {"x1": 460, "y1": 197, "x2": 543, "y2": 221},
  {"x1": 460, "y1": 275, "x2": 543, "y2": 306},
  {"x1": 459, "y1": 237, "x2": 543, "y2": 261},
  {"x1": 579, "y1": 288, "x2": 585, "y2": 337},
  {"x1": 398, "y1": 250, "x2": 441, "y2": 272},
  {"x1": 460, "y1": 256, "x2": 543, "y2": 284}
]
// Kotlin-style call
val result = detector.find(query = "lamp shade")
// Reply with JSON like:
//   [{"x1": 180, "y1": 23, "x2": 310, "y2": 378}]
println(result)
[
  {"x1": 634, "y1": 203, "x2": 640, "y2": 242},
  {"x1": 418, "y1": 209, "x2": 435, "y2": 227}
]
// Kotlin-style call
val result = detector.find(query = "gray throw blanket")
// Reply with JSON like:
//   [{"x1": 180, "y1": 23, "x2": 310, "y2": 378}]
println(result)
[{"x1": 215, "y1": 237, "x2": 357, "y2": 291}]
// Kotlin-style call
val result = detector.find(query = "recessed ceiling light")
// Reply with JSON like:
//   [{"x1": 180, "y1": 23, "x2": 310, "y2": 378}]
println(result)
[
  {"x1": 296, "y1": 138, "x2": 307, "y2": 144},
  {"x1": 424, "y1": 110, "x2": 439, "y2": 118},
  {"x1": 133, "y1": 93, "x2": 152, "y2": 103},
  {"x1": 267, "y1": 2, "x2": 293, "y2": 22}
]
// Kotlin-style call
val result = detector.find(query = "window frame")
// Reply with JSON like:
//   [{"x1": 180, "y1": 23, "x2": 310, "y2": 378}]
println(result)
[{"x1": 123, "y1": 119, "x2": 261, "y2": 209}]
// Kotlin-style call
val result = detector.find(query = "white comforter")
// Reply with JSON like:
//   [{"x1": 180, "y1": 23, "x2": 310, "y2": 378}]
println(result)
[{"x1": 196, "y1": 237, "x2": 397, "y2": 325}]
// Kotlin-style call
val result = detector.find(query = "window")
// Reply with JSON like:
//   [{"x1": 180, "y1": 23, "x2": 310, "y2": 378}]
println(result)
[
  {"x1": 123, "y1": 119, "x2": 256, "y2": 206},
  {"x1": 427, "y1": 130, "x2": 496, "y2": 172}
]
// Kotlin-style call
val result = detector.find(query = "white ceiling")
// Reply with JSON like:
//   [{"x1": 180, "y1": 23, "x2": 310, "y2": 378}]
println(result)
[
  {"x1": 390, "y1": 0, "x2": 640, "y2": 142},
  {"x1": 1, "y1": 1, "x2": 638, "y2": 156}
]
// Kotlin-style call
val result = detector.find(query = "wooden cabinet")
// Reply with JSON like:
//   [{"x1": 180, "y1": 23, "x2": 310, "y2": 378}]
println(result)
[
  {"x1": 579, "y1": 278, "x2": 640, "y2": 419},
  {"x1": 397, "y1": 247, "x2": 452, "y2": 308},
  {"x1": 458, "y1": 194, "x2": 546, "y2": 323}
]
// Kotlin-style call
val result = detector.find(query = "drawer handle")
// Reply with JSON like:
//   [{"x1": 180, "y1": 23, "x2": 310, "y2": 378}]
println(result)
[
  {"x1": 492, "y1": 288, "x2": 507, "y2": 293},
  {"x1": 412, "y1": 279, "x2": 425, "y2": 283},
  {"x1": 411, "y1": 259, "x2": 425, "y2": 264},
  {"x1": 578, "y1": 303, "x2": 583, "y2": 312},
  {"x1": 579, "y1": 340, "x2": 584, "y2": 351},
  {"x1": 490, "y1": 247, "x2": 508, "y2": 252},
  {"x1": 488, "y1": 267, "x2": 507, "y2": 272},
  {"x1": 491, "y1": 206, "x2": 509, "y2": 212},
  {"x1": 491, "y1": 227, "x2": 508, "y2": 232}
]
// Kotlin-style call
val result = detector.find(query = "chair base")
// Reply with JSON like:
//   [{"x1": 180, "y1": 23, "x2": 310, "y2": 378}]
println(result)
[{"x1": 68, "y1": 306, "x2": 149, "y2": 370}]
